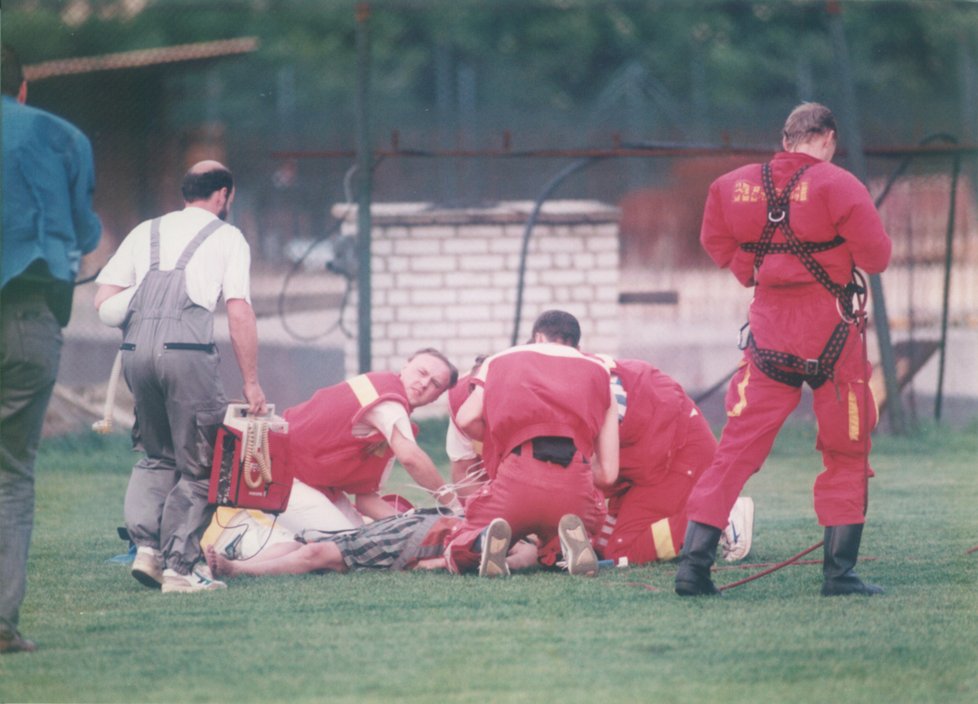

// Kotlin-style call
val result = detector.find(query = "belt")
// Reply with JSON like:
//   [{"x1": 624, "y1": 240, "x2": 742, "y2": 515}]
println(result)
[
  {"x1": 120, "y1": 342, "x2": 216, "y2": 352},
  {"x1": 510, "y1": 437, "x2": 584, "y2": 467}
]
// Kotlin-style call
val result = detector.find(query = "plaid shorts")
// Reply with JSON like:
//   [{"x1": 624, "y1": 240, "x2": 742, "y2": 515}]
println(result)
[{"x1": 301, "y1": 509, "x2": 451, "y2": 571}]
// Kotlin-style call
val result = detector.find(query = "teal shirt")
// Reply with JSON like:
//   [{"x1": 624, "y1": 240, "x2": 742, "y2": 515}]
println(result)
[{"x1": 1, "y1": 94, "x2": 102, "y2": 288}]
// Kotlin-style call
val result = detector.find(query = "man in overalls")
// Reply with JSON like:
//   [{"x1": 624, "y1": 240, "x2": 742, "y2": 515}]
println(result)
[
  {"x1": 95, "y1": 161, "x2": 266, "y2": 593},
  {"x1": 676, "y1": 103, "x2": 892, "y2": 597}
]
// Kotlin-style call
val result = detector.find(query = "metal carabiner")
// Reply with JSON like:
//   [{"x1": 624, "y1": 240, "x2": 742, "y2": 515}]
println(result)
[{"x1": 738, "y1": 321, "x2": 751, "y2": 351}]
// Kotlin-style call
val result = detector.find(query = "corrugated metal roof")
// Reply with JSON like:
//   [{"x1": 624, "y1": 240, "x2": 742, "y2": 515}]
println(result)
[{"x1": 24, "y1": 37, "x2": 259, "y2": 81}]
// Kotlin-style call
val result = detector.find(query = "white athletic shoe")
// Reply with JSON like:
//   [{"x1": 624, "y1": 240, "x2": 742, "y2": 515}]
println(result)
[
  {"x1": 161, "y1": 565, "x2": 227, "y2": 593},
  {"x1": 131, "y1": 546, "x2": 163, "y2": 589},
  {"x1": 558, "y1": 514, "x2": 599, "y2": 577},
  {"x1": 478, "y1": 518, "x2": 512, "y2": 578},
  {"x1": 721, "y1": 496, "x2": 755, "y2": 562}
]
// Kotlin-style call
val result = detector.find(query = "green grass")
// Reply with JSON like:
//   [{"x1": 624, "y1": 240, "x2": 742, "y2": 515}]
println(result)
[{"x1": 2, "y1": 419, "x2": 977, "y2": 703}]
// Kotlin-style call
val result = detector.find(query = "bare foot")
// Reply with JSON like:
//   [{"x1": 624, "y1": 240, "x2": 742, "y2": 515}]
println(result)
[{"x1": 205, "y1": 544, "x2": 236, "y2": 577}]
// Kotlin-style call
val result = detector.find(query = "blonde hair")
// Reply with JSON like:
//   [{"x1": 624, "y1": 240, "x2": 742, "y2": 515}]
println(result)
[{"x1": 408, "y1": 348, "x2": 459, "y2": 388}]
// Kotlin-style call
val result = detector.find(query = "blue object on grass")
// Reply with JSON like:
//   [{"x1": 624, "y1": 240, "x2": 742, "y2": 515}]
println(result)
[{"x1": 107, "y1": 543, "x2": 137, "y2": 565}]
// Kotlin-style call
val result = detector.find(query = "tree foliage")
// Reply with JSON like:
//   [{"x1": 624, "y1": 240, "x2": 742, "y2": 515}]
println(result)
[{"x1": 5, "y1": 0, "x2": 977, "y2": 146}]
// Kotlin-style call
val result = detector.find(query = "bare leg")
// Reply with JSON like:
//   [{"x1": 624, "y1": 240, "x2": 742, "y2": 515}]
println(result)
[{"x1": 207, "y1": 541, "x2": 348, "y2": 577}]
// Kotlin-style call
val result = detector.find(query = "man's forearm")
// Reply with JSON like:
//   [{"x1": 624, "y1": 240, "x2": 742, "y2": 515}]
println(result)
[
  {"x1": 226, "y1": 298, "x2": 266, "y2": 413},
  {"x1": 226, "y1": 299, "x2": 260, "y2": 385}
]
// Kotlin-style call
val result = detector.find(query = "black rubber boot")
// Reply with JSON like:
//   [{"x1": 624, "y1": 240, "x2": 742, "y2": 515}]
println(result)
[
  {"x1": 675, "y1": 521, "x2": 722, "y2": 596},
  {"x1": 821, "y1": 524, "x2": 884, "y2": 596}
]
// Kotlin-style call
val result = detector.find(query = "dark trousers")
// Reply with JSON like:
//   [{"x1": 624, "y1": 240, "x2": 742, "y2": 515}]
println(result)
[{"x1": 0, "y1": 292, "x2": 62, "y2": 635}]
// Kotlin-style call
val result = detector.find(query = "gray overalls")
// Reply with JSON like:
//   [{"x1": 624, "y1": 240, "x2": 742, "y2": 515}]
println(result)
[{"x1": 120, "y1": 217, "x2": 229, "y2": 575}]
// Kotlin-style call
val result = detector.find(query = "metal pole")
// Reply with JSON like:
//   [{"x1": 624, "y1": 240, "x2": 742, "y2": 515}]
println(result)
[
  {"x1": 827, "y1": 2, "x2": 906, "y2": 434},
  {"x1": 935, "y1": 150, "x2": 961, "y2": 421},
  {"x1": 355, "y1": 2, "x2": 373, "y2": 374}
]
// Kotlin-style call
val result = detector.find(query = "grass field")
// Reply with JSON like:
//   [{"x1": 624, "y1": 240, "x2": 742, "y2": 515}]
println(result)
[{"x1": 1, "y1": 418, "x2": 976, "y2": 703}]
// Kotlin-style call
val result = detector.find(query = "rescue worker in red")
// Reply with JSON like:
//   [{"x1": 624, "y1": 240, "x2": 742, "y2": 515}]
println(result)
[
  {"x1": 282, "y1": 349, "x2": 460, "y2": 529},
  {"x1": 444, "y1": 312, "x2": 752, "y2": 568},
  {"x1": 592, "y1": 354, "x2": 721, "y2": 566},
  {"x1": 444, "y1": 318, "x2": 618, "y2": 576},
  {"x1": 676, "y1": 102, "x2": 892, "y2": 597}
]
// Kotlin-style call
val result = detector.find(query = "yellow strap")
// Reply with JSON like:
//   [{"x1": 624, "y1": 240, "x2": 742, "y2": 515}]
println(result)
[
  {"x1": 651, "y1": 518, "x2": 677, "y2": 561},
  {"x1": 728, "y1": 361, "x2": 751, "y2": 418},
  {"x1": 347, "y1": 374, "x2": 380, "y2": 407},
  {"x1": 848, "y1": 383, "x2": 861, "y2": 441}
]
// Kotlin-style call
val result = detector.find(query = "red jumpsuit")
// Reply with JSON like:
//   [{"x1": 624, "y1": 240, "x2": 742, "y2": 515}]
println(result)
[
  {"x1": 596, "y1": 358, "x2": 717, "y2": 564},
  {"x1": 285, "y1": 372, "x2": 411, "y2": 501},
  {"x1": 446, "y1": 343, "x2": 610, "y2": 572},
  {"x1": 688, "y1": 150, "x2": 891, "y2": 529}
]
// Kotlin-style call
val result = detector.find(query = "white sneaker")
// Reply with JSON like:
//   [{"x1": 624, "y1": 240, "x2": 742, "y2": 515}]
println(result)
[
  {"x1": 558, "y1": 514, "x2": 598, "y2": 577},
  {"x1": 478, "y1": 518, "x2": 512, "y2": 578},
  {"x1": 131, "y1": 546, "x2": 163, "y2": 588},
  {"x1": 161, "y1": 566, "x2": 227, "y2": 593},
  {"x1": 721, "y1": 497, "x2": 755, "y2": 562}
]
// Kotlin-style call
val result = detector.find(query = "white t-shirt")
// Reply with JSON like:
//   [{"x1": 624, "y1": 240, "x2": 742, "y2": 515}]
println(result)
[
  {"x1": 445, "y1": 415, "x2": 478, "y2": 462},
  {"x1": 354, "y1": 400, "x2": 415, "y2": 446},
  {"x1": 96, "y1": 206, "x2": 252, "y2": 310}
]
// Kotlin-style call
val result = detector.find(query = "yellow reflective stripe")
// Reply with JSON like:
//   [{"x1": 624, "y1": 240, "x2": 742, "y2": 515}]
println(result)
[
  {"x1": 347, "y1": 374, "x2": 380, "y2": 407},
  {"x1": 848, "y1": 383, "x2": 861, "y2": 441},
  {"x1": 728, "y1": 362, "x2": 751, "y2": 418},
  {"x1": 651, "y1": 518, "x2": 677, "y2": 561},
  {"x1": 869, "y1": 382, "x2": 881, "y2": 431}
]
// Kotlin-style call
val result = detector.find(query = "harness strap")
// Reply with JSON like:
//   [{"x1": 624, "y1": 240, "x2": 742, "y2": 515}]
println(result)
[
  {"x1": 750, "y1": 163, "x2": 810, "y2": 273},
  {"x1": 748, "y1": 320, "x2": 850, "y2": 389},
  {"x1": 740, "y1": 162, "x2": 867, "y2": 389},
  {"x1": 759, "y1": 163, "x2": 854, "y2": 306},
  {"x1": 740, "y1": 234, "x2": 845, "y2": 255}
]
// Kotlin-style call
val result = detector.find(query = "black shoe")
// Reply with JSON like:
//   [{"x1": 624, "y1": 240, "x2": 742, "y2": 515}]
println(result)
[
  {"x1": 0, "y1": 631, "x2": 37, "y2": 654},
  {"x1": 675, "y1": 521, "x2": 722, "y2": 597},
  {"x1": 821, "y1": 524, "x2": 884, "y2": 597}
]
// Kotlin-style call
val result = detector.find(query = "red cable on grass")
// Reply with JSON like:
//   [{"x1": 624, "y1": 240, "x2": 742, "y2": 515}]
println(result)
[
  {"x1": 966, "y1": 545, "x2": 978, "y2": 555},
  {"x1": 714, "y1": 555, "x2": 877, "y2": 571},
  {"x1": 718, "y1": 540, "x2": 824, "y2": 592}
]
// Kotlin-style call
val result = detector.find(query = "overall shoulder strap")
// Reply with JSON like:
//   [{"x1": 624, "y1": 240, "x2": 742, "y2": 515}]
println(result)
[
  {"x1": 175, "y1": 218, "x2": 226, "y2": 270},
  {"x1": 149, "y1": 218, "x2": 163, "y2": 271}
]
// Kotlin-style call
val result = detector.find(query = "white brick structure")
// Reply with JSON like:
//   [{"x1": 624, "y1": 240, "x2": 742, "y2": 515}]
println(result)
[{"x1": 333, "y1": 200, "x2": 620, "y2": 413}]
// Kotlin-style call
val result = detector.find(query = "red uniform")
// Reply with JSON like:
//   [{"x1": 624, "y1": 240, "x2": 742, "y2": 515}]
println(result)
[
  {"x1": 446, "y1": 343, "x2": 610, "y2": 572},
  {"x1": 285, "y1": 372, "x2": 411, "y2": 501},
  {"x1": 689, "y1": 150, "x2": 891, "y2": 529},
  {"x1": 595, "y1": 358, "x2": 717, "y2": 564}
]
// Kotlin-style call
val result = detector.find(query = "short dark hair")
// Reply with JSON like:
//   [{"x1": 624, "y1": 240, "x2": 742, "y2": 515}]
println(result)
[
  {"x1": 782, "y1": 102, "x2": 837, "y2": 149},
  {"x1": 180, "y1": 166, "x2": 234, "y2": 203},
  {"x1": 409, "y1": 347, "x2": 459, "y2": 388},
  {"x1": 2, "y1": 44, "x2": 25, "y2": 97},
  {"x1": 530, "y1": 309, "x2": 581, "y2": 348}
]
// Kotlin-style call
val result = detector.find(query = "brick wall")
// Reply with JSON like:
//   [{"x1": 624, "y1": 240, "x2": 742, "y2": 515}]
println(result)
[{"x1": 332, "y1": 200, "x2": 620, "y2": 414}]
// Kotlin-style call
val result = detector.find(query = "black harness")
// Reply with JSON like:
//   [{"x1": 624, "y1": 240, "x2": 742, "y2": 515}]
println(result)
[{"x1": 740, "y1": 163, "x2": 866, "y2": 389}]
